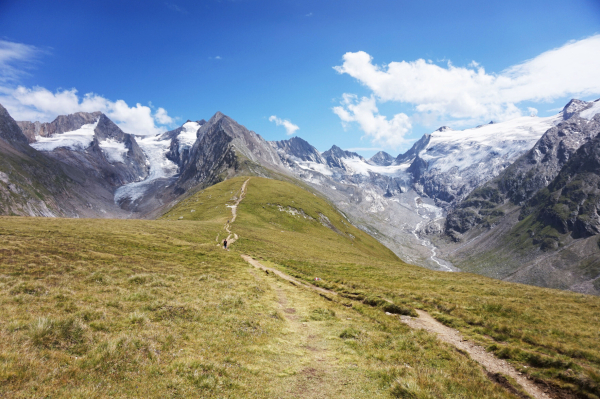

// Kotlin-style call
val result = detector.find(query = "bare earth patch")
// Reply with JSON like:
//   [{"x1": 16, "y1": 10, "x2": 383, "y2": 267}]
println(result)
[{"x1": 400, "y1": 310, "x2": 551, "y2": 399}]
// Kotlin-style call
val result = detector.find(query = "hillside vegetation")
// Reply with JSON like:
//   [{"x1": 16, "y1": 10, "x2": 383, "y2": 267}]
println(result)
[{"x1": 1, "y1": 176, "x2": 599, "y2": 398}]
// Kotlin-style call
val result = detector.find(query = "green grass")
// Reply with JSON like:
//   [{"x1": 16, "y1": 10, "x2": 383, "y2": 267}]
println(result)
[{"x1": 1, "y1": 175, "x2": 599, "y2": 398}]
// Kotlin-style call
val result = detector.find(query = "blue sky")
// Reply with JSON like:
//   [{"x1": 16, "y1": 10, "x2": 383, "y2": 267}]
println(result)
[{"x1": 1, "y1": 0, "x2": 599, "y2": 157}]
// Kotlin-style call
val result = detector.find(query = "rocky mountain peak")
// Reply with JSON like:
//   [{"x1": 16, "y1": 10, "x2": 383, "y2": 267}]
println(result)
[
  {"x1": 0, "y1": 104, "x2": 28, "y2": 144},
  {"x1": 395, "y1": 134, "x2": 431, "y2": 164},
  {"x1": 17, "y1": 111, "x2": 102, "y2": 143},
  {"x1": 270, "y1": 136, "x2": 325, "y2": 164},
  {"x1": 369, "y1": 151, "x2": 395, "y2": 166},
  {"x1": 562, "y1": 99, "x2": 590, "y2": 120},
  {"x1": 435, "y1": 126, "x2": 453, "y2": 132},
  {"x1": 94, "y1": 113, "x2": 127, "y2": 141},
  {"x1": 322, "y1": 145, "x2": 363, "y2": 170}
]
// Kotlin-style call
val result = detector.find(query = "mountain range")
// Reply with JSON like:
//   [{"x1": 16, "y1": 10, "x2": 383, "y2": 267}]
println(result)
[{"x1": 1, "y1": 98, "x2": 599, "y2": 294}]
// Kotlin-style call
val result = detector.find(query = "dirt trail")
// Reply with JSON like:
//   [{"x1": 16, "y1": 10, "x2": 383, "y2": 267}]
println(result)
[
  {"x1": 241, "y1": 255, "x2": 337, "y2": 297},
  {"x1": 401, "y1": 310, "x2": 551, "y2": 399},
  {"x1": 242, "y1": 257, "x2": 552, "y2": 399},
  {"x1": 222, "y1": 178, "x2": 250, "y2": 246},
  {"x1": 245, "y1": 258, "x2": 370, "y2": 398},
  {"x1": 231, "y1": 178, "x2": 549, "y2": 398}
]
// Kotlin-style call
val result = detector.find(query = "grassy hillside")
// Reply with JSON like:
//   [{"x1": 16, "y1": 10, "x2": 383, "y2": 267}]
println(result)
[
  {"x1": 166, "y1": 176, "x2": 600, "y2": 398},
  {"x1": 1, "y1": 176, "x2": 599, "y2": 398}
]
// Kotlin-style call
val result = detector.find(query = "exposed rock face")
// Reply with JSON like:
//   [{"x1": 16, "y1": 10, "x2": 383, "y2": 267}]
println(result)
[
  {"x1": 528, "y1": 128, "x2": 600, "y2": 241},
  {"x1": 322, "y1": 145, "x2": 364, "y2": 171},
  {"x1": 369, "y1": 151, "x2": 394, "y2": 166},
  {"x1": 395, "y1": 134, "x2": 431, "y2": 164},
  {"x1": 0, "y1": 104, "x2": 29, "y2": 144},
  {"x1": 18, "y1": 111, "x2": 102, "y2": 143},
  {"x1": 271, "y1": 136, "x2": 326, "y2": 164},
  {"x1": 25, "y1": 112, "x2": 149, "y2": 187},
  {"x1": 446, "y1": 100, "x2": 600, "y2": 239},
  {"x1": 174, "y1": 112, "x2": 285, "y2": 194}
]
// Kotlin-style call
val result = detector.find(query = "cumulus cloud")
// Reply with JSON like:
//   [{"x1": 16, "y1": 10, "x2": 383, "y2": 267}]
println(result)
[
  {"x1": 269, "y1": 115, "x2": 299, "y2": 135},
  {"x1": 0, "y1": 39, "x2": 174, "y2": 135},
  {"x1": 0, "y1": 86, "x2": 174, "y2": 135},
  {"x1": 333, "y1": 35, "x2": 600, "y2": 146},
  {"x1": 333, "y1": 94, "x2": 411, "y2": 148}
]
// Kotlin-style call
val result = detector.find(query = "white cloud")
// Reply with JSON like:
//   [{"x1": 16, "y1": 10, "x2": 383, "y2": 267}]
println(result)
[
  {"x1": 0, "y1": 40, "x2": 44, "y2": 83},
  {"x1": 0, "y1": 39, "x2": 174, "y2": 135},
  {"x1": 332, "y1": 94, "x2": 411, "y2": 148},
  {"x1": 527, "y1": 107, "x2": 538, "y2": 117},
  {"x1": 0, "y1": 86, "x2": 174, "y2": 135},
  {"x1": 154, "y1": 107, "x2": 173, "y2": 124},
  {"x1": 269, "y1": 115, "x2": 299, "y2": 135},
  {"x1": 333, "y1": 35, "x2": 600, "y2": 145}
]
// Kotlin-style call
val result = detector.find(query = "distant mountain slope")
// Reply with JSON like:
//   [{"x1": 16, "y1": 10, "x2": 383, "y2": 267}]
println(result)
[
  {"x1": 446, "y1": 99, "x2": 600, "y2": 241},
  {"x1": 270, "y1": 109, "x2": 564, "y2": 271},
  {"x1": 174, "y1": 112, "x2": 286, "y2": 194},
  {"x1": 24, "y1": 113, "x2": 149, "y2": 187},
  {"x1": 438, "y1": 99, "x2": 600, "y2": 294},
  {"x1": 0, "y1": 104, "x2": 128, "y2": 217}
]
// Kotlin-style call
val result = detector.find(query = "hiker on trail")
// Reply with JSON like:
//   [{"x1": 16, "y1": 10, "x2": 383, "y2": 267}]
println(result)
[{"x1": 223, "y1": 239, "x2": 227, "y2": 249}]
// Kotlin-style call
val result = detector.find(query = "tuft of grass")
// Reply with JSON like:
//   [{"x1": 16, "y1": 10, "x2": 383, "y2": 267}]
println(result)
[
  {"x1": 29, "y1": 317, "x2": 87, "y2": 350},
  {"x1": 309, "y1": 307, "x2": 336, "y2": 321}
]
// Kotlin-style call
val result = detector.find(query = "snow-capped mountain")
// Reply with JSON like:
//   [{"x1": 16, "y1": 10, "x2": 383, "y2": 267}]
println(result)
[
  {"x1": 114, "y1": 120, "x2": 205, "y2": 212},
  {"x1": 268, "y1": 103, "x2": 582, "y2": 271},
  {"x1": 1, "y1": 106, "x2": 131, "y2": 218},
  {"x1": 438, "y1": 98, "x2": 600, "y2": 295},
  {"x1": 21, "y1": 113, "x2": 149, "y2": 187},
  {"x1": 4, "y1": 98, "x2": 600, "y2": 292}
]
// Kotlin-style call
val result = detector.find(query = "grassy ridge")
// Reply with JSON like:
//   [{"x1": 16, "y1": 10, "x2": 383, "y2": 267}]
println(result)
[
  {"x1": 219, "y1": 177, "x2": 600, "y2": 399},
  {"x1": 1, "y1": 175, "x2": 599, "y2": 398},
  {"x1": 1, "y1": 177, "x2": 516, "y2": 398}
]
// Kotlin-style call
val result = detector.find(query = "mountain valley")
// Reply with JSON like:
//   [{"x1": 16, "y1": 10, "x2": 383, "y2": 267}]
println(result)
[
  {"x1": 2, "y1": 98, "x2": 600, "y2": 295},
  {"x1": 2, "y1": 99, "x2": 600, "y2": 397}
]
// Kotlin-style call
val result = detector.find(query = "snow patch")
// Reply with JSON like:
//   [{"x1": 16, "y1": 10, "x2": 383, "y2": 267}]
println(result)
[
  {"x1": 580, "y1": 101, "x2": 600, "y2": 120},
  {"x1": 178, "y1": 121, "x2": 200, "y2": 149},
  {"x1": 99, "y1": 138, "x2": 127, "y2": 163},
  {"x1": 420, "y1": 115, "x2": 559, "y2": 174},
  {"x1": 31, "y1": 120, "x2": 98, "y2": 151},
  {"x1": 341, "y1": 156, "x2": 409, "y2": 176},
  {"x1": 114, "y1": 134, "x2": 178, "y2": 203}
]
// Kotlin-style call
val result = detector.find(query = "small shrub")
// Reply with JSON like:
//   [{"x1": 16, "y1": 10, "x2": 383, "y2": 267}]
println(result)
[
  {"x1": 309, "y1": 308, "x2": 336, "y2": 321},
  {"x1": 363, "y1": 296, "x2": 386, "y2": 307},
  {"x1": 10, "y1": 282, "x2": 46, "y2": 296},
  {"x1": 340, "y1": 327, "x2": 360, "y2": 339},
  {"x1": 382, "y1": 303, "x2": 417, "y2": 317},
  {"x1": 29, "y1": 317, "x2": 86, "y2": 349},
  {"x1": 128, "y1": 274, "x2": 153, "y2": 285}
]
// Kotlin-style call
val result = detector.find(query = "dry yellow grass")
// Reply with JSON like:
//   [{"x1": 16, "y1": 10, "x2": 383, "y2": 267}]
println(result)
[{"x1": 0, "y1": 176, "x2": 598, "y2": 398}]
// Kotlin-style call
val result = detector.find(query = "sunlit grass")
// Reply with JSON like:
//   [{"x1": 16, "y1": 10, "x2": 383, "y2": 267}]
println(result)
[{"x1": 0, "y1": 175, "x2": 598, "y2": 398}]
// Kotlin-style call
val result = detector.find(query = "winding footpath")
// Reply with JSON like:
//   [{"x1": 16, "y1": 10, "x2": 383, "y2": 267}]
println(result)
[
  {"x1": 222, "y1": 178, "x2": 250, "y2": 247},
  {"x1": 227, "y1": 177, "x2": 552, "y2": 399}
]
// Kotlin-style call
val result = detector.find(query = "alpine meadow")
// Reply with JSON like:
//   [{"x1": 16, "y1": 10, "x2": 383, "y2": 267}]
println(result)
[{"x1": 2, "y1": 1, "x2": 600, "y2": 398}]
